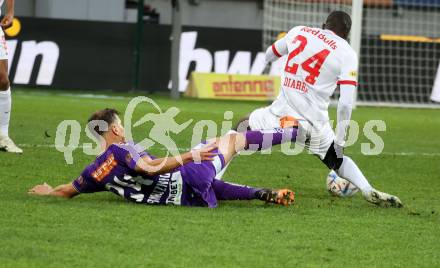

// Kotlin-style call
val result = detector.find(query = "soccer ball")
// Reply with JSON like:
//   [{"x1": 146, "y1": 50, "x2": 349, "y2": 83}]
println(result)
[{"x1": 326, "y1": 170, "x2": 359, "y2": 197}]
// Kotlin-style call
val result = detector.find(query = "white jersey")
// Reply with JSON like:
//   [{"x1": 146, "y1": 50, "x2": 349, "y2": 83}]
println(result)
[{"x1": 270, "y1": 26, "x2": 358, "y2": 125}]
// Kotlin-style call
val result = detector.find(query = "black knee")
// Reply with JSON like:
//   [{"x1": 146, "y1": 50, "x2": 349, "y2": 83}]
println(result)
[{"x1": 321, "y1": 142, "x2": 344, "y2": 170}]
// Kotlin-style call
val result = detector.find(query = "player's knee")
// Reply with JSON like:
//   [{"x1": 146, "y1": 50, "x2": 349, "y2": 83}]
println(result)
[
  {"x1": 321, "y1": 143, "x2": 343, "y2": 170},
  {"x1": 0, "y1": 73, "x2": 10, "y2": 90},
  {"x1": 234, "y1": 116, "x2": 250, "y2": 131},
  {"x1": 223, "y1": 132, "x2": 244, "y2": 153}
]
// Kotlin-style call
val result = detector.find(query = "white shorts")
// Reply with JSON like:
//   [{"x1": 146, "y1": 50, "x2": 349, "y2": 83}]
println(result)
[
  {"x1": 0, "y1": 29, "x2": 8, "y2": 60},
  {"x1": 248, "y1": 106, "x2": 335, "y2": 160}
]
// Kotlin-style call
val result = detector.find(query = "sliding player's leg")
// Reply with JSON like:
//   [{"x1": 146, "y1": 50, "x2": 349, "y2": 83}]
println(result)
[
  {"x1": 182, "y1": 145, "x2": 294, "y2": 207},
  {"x1": 203, "y1": 127, "x2": 297, "y2": 205},
  {"x1": 211, "y1": 179, "x2": 256, "y2": 200},
  {"x1": 215, "y1": 107, "x2": 270, "y2": 180},
  {"x1": 216, "y1": 105, "x2": 298, "y2": 180},
  {"x1": 314, "y1": 122, "x2": 402, "y2": 207},
  {"x1": 212, "y1": 127, "x2": 298, "y2": 165},
  {"x1": 212, "y1": 179, "x2": 294, "y2": 205},
  {"x1": 0, "y1": 45, "x2": 22, "y2": 153}
]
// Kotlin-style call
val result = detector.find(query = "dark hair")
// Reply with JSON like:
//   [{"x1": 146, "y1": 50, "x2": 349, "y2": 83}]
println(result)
[
  {"x1": 87, "y1": 108, "x2": 120, "y2": 136},
  {"x1": 324, "y1": 11, "x2": 352, "y2": 39}
]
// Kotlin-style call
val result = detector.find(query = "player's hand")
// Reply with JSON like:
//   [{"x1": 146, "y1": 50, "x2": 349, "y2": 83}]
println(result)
[
  {"x1": 191, "y1": 141, "x2": 218, "y2": 162},
  {"x1": 0, "y1": 13, "x2": 14, "y2": 30},
  {"x1": 28, "y1": 183, "x2": 54, "y2": 196}
]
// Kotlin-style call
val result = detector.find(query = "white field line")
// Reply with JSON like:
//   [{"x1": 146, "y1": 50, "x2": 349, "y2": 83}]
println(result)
[{"x1": 17, "y1": 144, "x2": 440, "y2": 157}]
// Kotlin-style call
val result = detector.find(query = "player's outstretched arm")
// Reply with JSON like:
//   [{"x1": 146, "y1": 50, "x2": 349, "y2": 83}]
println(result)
[
  {"x1": 335, "y1": 49, "x2": 358, "y2": 151},
  {"x1": 28, "y1": 182, "x2": 79, "y2": 199},
  {"x1": 335, "y1": 84, "x2": 355, "y2": 150},
  {"x1": 265, "y1": 37, "x2": 288, "y2": 63},
  {"x1": 134, "y1": 142, "x2": 218, "y2": 176}
]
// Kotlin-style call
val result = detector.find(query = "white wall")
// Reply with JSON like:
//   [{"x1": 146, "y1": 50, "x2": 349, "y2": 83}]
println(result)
[
  {"x1": 144, "y1": 0, "x2": 263, "y2": 29},
  {"x1": 12, "y1": 0, "x2": 440, "y2": 36},
  {"x1": 12, "y1": 0, "x2": 35, "y2": 16},
  {"x1": 14, "y1": 0, "x2": 263, "y2": 29},
  {"x1": 35, "y1": 0, "x2": 125, "y2": 22}
]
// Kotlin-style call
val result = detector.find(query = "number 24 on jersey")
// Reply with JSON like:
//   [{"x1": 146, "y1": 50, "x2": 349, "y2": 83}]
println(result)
[{"x1": 284, "y1": 35, "x2": 330, "y2": 85}]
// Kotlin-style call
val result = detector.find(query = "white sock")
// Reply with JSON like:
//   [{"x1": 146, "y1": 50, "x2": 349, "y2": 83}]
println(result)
[
  {"x1": 0, "y1": 87, "x2": 11, "y2": 137},
  {"x1": 336, "y1": 156, "x2": 373, "y2": 193}
]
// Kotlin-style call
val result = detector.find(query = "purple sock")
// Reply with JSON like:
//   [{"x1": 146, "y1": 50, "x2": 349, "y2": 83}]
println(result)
[
  {"x1": 212, "y1": 179, "x2": 258, "y2": 200},
  {"x1": 244, "y1": 128, "x2": 298, "y2": 150}
]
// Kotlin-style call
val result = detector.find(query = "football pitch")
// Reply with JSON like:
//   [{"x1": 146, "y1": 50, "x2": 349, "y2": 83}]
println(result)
[{"x1": 1, "y1": 89, "x2": 439, "y2": 267}]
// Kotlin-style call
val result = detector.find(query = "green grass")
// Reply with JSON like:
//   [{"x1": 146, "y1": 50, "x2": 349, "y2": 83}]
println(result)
[{"x1": 1, "y1": 89, "x2": 439, "y2": 268}]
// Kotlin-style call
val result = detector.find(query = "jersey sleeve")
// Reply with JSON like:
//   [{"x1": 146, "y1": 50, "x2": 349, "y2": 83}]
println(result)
[
  {"x1": 266, "y1": 37, "x2": 288, "y2": 62},
  {"x1": 266, "y1": 26, "x2": 304, "y2": 62},
  {"x1": 335, "y1": 84, "x2": 356, "y2": 146},
  {"x1": 72, "y1": 170, "x2": 104, "y2": 194},
  {"x1": 271, "y1": 37, "x2": 288, "y2": 58},
  {"x1": 111, "y1": 142, "x2": 149, "y2": 172},
  {"x1": 337, "y1": 49, "x2": 359, "y2": 86}
]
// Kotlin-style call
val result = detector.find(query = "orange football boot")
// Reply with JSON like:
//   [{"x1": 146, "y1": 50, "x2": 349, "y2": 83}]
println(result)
[{"x1": 257, "y1": 189, "x2": 295, "y2": 206}]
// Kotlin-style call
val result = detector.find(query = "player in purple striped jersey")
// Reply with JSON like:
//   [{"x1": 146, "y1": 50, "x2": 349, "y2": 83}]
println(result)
[{"x1": 29, "y1": 108, "x2": 298, "y2": 207}]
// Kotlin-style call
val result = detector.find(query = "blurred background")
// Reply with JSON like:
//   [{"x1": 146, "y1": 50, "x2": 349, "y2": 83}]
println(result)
[{"x1": 5, "y1": 0, "x2": 440, "y2": 106}]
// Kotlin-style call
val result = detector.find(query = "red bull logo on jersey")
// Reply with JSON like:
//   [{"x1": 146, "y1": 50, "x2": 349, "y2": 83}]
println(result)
[{"x1": 300, "y1": 27, "x2": 338, "y2": 50}]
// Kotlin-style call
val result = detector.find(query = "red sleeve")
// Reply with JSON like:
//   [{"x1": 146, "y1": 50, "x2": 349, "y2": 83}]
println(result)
[
  {"x1": 271, "y1": 44, "x2": 282, "y2": 58},
  {"x1": 338, "y1": 49, "x2": 359, "y2": 87},
  {"x1": 337, "y1": 80, "x2": 358, "y2": 86}
]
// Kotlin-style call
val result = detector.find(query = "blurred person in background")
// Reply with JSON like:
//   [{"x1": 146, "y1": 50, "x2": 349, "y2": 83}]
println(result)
[{"x1": 0, "y1": 0, "x2": 22, "y2": 153}]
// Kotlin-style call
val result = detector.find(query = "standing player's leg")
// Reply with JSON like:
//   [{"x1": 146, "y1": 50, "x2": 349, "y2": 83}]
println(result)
[
  {"x1": 0, "y1": 36, "x2": 22, "y2": 153},
  {"x1": 332, "y1": 153, "x2": 403, "y2": 207},
  {"x1": 315, "y1": 123, "x2": 402, "y2": 207}
]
